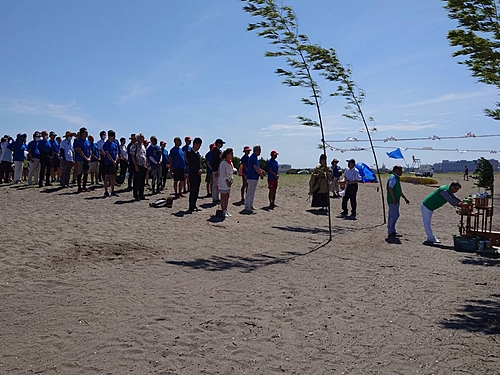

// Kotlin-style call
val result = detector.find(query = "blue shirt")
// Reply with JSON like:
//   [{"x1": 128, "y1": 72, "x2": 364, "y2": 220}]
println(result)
[
  {"x1": 246, "y1": 153, "x2": 260, "y2": 180},
  {"x1": 90, "y1": 142, "x2": 99, "y2": 162},
  {"x1": 103, "y1": 140, "x2": 119, "y2": 165},
  {"x1": 127, "y1": 143, "x2": 134, "y2": 163},
  {"x1": 49, "y1": 139, "x2": 60, "y2": 159},
  {"x1": 9, "y1": 141, "x2": 27, "y2": 162},
  {"x1": 74, "y1": 139, "x2": 90, "y2": 162},
  {"x1": 332, "y1": 165, "x2": 341, "y2": 178},
  {"x1": 161, "y1": 148, "x2": 169, "y2": 166},
  {"x1": 240, "y1": 154, "x2": 249, "y2": 176},
  {"x1": 169, "y1": 146, "x2": 185, "y2": 170},
  {"x1": 37, "y1": 139, "x2": 51, "y2": 155},
  {"x1": 27, "y1": 140, "x2": 40, "y2": 159},
  {"x1": 147, "y1": 144, "x2": 162, "y2": 165},
  {"x1": 205, "y1": 151, "x2": 213, "y2": 174},
  {"x1": 266, "y1": 159, "x2": 279, "y2": 181}
]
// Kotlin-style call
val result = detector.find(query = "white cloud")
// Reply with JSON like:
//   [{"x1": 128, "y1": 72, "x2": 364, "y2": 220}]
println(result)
[
  {"x1": 401, "y1": 91, "x2": 488, "y2": 108},
  {"x1": 2, "y1": 99, "x2": 88, "y2": 126},
  {"x1": 373, "y1": 123, "x2": 439, "y2": 132},
  {"x1": 118, "y1": 84, "x2": 156, "y2": 104}
]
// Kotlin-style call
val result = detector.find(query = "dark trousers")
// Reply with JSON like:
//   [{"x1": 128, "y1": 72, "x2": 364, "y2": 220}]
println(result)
[
  {"x1": 39, "y1": 155, "x2": 51, "y2": 186},
  {"x1": 119, "y1": 159, "x2": 128, "y2": 178},
  {"x1": 60, "y1": 159, "x2": 73, "y2": 187},
  {"x1": 150, "y1": 165, "x2": 161, "y2": 193},
  {"x1": 341, "y1": 183, "x2": 358, "y2": 215},
  {"x1": 133, "y1": 165, "x2": 147, "y2": 199},
  {"x1": 188, "y1": 173, "x2": 201, "y2": 210},
  {"x1": 0, "y1": 161, "x2": 11, "y2": 183},
  {"x1": 77, "y1": 172, "x2": 88, "y2": 191},
  {"x1": 127, "y1": 161, "x2": 135, "y2": 189},
  {"x1": 161, "y1": 165, "x2": 168, "y2": 189},
  {"x1": 98, "y1": 160, "x2": 105, "y2": 182}
]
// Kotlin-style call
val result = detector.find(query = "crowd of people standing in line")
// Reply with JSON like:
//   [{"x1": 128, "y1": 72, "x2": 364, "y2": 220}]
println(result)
[{"x1": 0, "y1": 129, "x2": 281, "y2": 218}]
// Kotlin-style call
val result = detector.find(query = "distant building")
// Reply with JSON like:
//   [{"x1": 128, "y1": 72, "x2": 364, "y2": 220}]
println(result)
[
  {"x1": 432, "y1": 159, "x2": 500, "y2": 172},
  {"x1": 279, "y1": 164, "x2": 292, "y2": 174}
]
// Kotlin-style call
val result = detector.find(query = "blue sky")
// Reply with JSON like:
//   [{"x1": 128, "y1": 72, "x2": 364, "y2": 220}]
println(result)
[{"x1": 1, "y1": 0, "x2": 498, "y2": 168}]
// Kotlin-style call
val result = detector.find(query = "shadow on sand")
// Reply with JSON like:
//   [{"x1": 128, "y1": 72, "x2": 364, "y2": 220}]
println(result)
[
  {"x1": 441, "y1": 294, "x2": 500, "y2": 335},
  {"x1": 166, "y1": 239, "x2": 331, "y2": 273}
]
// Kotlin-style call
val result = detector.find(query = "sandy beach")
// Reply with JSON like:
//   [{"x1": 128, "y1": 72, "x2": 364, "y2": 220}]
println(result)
[{"x1": 1, "y1": 174, "x2": 499, "y2": 374}]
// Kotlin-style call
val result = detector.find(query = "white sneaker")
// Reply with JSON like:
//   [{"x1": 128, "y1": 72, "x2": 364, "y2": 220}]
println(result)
[{"x1": 226, "y1": 211, "x2": 232, "y2": 217}]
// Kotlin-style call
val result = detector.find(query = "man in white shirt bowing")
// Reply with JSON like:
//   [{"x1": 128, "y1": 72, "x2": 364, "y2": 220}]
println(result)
[{"x1": 340, "y1": 158, "x2": 362, "y2": 219}]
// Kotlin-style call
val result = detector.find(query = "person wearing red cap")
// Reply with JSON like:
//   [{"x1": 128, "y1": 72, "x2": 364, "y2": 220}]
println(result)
[
  {"x1": 239, "y1": 146, "x2": 251, "y2": 203},
  {"x1": 266, "y1": 150, "x2": 279, "y2": 208},
  {"x1": 182, "y1": 136, "x2": 192, "y2": 194},
  {"x1": 244, "y1": 145, "x2": 265, "y2": 212}
]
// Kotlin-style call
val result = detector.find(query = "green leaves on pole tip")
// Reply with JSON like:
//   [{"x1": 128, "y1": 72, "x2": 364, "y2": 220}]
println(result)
[
  {"x1": 444, "y1": 0, "x2": 500, "y2": 120},
  {"x1": 297, "y1": 116, "x2": 319, "y2": 127}
]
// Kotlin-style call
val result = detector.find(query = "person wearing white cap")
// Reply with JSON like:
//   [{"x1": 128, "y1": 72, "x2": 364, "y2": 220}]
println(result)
[{"x1": 59, "y1": 131, "x2": 75, "y2": 188}]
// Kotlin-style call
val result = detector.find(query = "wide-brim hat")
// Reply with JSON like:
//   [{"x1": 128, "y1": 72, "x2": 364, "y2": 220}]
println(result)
[
  {"x1": 64, "y1": 131, "x2": 77, "y2": 137},
  {"x1": 243, "y1": 146, "x2": 251, "y2": 152}
]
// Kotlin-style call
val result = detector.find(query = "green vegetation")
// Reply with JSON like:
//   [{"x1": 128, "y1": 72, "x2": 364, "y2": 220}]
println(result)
[
  {"x1": 475, "y1": 157, "x2": 495, "y2": 193},
  {"x1": 444, "y1": 0, "x2": 500, "y2": 119}
]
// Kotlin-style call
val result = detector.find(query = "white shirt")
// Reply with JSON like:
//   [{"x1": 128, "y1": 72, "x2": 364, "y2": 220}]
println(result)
[
  {"x1": 96, "y1": 139, "x2": 105, "y2": 154},
  {"x1": 0, "y1": 141, "x2": 13, "y2": 162},
  {"x1": 120, "y1": 144, "x2": 128, "y2": 160},
  {"x1": 60, "y1": 139, "x2": 74, "y2": 162},
  {"x1": 387, "y1": 174, "x2": 397, "y2": 189},
  {"x1": 344, "y1": 167, "x2": 361, "y2": 182},
  {"x1": 218, "y1": 160, "x2": 233, "y2": 190},
  {"x1": 130, "y1": 143, "x2": 147, "y2": 167}
]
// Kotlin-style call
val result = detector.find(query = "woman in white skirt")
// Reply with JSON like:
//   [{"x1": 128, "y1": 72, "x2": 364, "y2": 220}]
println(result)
[{"x1": 218, "y1": 148, "x2": 234, "y2": 217}]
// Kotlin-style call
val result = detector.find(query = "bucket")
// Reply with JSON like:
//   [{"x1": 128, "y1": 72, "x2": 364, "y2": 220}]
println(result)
[{"x1": 166, "y1": 197, "x2": 173, "y2": 208}]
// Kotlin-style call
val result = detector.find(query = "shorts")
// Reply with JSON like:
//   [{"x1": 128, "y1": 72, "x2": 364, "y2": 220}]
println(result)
[
  {"x1": 205, "y1": 172, "x2": 212, "y2": 183},
  {"x1": 77, "y1": 161, "x2": 89, "y2": 175},
  {"x1": 51, "y1": 157, "x2": 60, "y2": 170},
  {"x1": 89, "y1": 161, "x2": 99, "y2": 174},
  {"x1": 268, "y1": 180, "x2": 278, "y2": 190},
  {"x1": 219, "y1": 188, "x2": 231, "y2": 194},
  {"x1": 173, "y1": 168, "x2": 184, "y2": 181},
  {"x1": 104, "y1": 164, "x2": 117, "y2": 175}
]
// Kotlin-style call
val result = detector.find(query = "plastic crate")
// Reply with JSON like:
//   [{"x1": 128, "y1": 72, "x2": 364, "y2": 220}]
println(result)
[{"x1": 453, "y1": 235, "x2": 478, "y2": 252}]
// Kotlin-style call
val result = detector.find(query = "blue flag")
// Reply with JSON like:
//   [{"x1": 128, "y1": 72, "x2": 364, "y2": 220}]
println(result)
[{"x1": 386, "y1": 148, "x2": 404, "y2": 159}]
